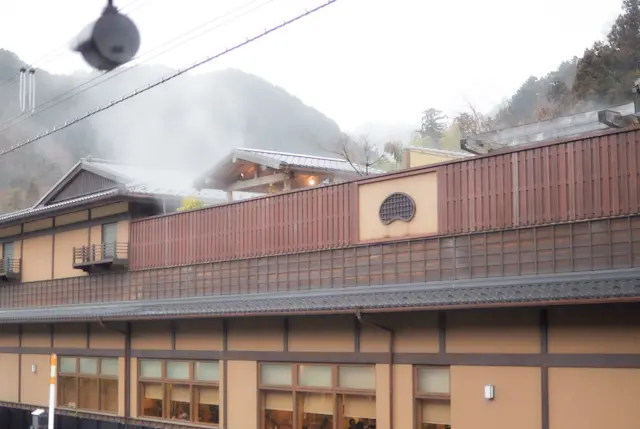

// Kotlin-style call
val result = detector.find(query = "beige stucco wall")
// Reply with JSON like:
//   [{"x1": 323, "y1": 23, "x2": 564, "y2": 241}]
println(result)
[
  {"x1": 55, "y1": 210, "x2": 89, "y2": 227},
  {"x1": 0, "y1": 353, "x2": 19, "y2": 402},
  {"x1": 20, "y1": 354, "x2": 50, "y2": 406},
  {"x1": 451, "y1": 366, "x2": 541, "y2": 429},
  {"x1": 549, "y1": 368, "x2": 640, "y2": 429},
  {"x1": 446, "y1": 308, "x2": 540, "y2": 353},
  {"x1": 548, "y1": 304, "x2": 640, "y2": 353},
  {"x1": 53, "y1": 228, "x2": 88, "y2": 279},
  {"x1": 22, "y1": 235, "x2": 53, "y2": 282},
  {"x1": 407, "y1": 151, "x2": 462, "y2": 168},
  {"x1": 91, "y1": 202, "x2": 128, "y2": 219},
  {"x1": 227, "y1": 360, "x2": 257, "y2": 429},
  {"x1": 358, "y1": 172, "x2": 438, "y2": 242}
]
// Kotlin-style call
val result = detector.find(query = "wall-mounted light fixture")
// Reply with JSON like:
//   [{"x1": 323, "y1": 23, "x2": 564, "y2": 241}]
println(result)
[{"x1": 484, "y1": 384, "x2": 495, "y2": 400}]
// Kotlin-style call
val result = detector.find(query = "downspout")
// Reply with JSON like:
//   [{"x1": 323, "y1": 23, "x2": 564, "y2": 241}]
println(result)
[
  {"x1": 355, "y1": 310, "x2": 394, "y2": 429},
  {"x1": 100, "y1": 319, "x2": 131, "y2": 429}
]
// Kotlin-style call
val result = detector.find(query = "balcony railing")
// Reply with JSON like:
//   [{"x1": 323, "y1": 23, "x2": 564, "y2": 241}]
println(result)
[
  {"x1": 73, "y1": 242, "x2": 129, "y2": 273},
  {"x1": 0, "y1": 257, "x2": 20, "y2": 281}
]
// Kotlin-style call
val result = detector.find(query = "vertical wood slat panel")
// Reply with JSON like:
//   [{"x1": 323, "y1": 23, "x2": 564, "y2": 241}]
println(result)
[
  {"x1": 129, "y1": 130, "x2": 640, "y2": 270},
  {"x1": 4, "y1": 215, "x2": 640, "y2": 308},
  {"x1": 438, "y1": 129, "x2": 640, "y2": 234},
  {"x1": 130, "y1": 183, "x2": 355, "y2": 269}
]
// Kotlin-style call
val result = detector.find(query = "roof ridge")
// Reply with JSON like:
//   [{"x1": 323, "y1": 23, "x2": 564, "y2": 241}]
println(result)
[{"x1": 238, "y1": 147, "x2": 349, "y2": 163}]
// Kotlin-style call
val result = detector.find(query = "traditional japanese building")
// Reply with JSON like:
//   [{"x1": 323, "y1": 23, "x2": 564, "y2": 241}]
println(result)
[{"x1": 0, "y1": 131, "x2": 638, "y2": 429}]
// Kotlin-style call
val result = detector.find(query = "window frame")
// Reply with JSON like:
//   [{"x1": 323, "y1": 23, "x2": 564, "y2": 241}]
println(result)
[
  {"x1": 414, "y1": 366, "x2": 451, "y2": 429},
  {"x1": 259, "y1": 363, "x2": 377, "y2": 429},
  {"x1": 138, "y1": 359, "x2": 220, "y2": 426},
  {"x1": 57, "y1": 356, "x2": 119, "y2": 414}
]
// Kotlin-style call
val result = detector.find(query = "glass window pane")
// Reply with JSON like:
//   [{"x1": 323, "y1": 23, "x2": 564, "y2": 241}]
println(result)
[
  {"x1": 260, "y1": 364, "x2": 292, "y2": 386},
  {"x1": 298, "y1": 392, "x2": 334, "y2": 429},
  {"x1": 338, "y1": 366, "x2": 375, "y2": 390},
  {"x1": 140, "y1": 383, "x2": 163, "y2": 418},
  {"x1": 57, "y1": 376, "x2": 77, "y2": 408},
  {"x1": 417, "y1": 368, "x2": 450, "y2": 395},
  {"x1": 79, "y1": 358, "x2": 98, "y2": 375},
  {"x1": 196, "y1": 386, "x2": 220, "y2": 424},
  {"x1": 167, "y1": 361, "x2": 190, "y2": 380},
  {"x1": 100, "y1": 358, "x2": 118, "y2": 377},
  {"x1": 195, "y1": 361, "x2": 219, "y2": 382},
  {"x1": 59, "y1": 357, "x2": 76, "y2": 374},
  {"x1": 140, "y1": 360, "x2": 162, "y2": 379},
  {"x1": 168, "y1": 383, "x2": 191, "y2": 421},
  {"x1": 78, "y1": 377, "x2": 99, "y2": 410},
  {"x1": 340, "y1": 394, "x2": 376, "y2": 428},
  {"x1": 263, "y1": 391, "x2": 293, "y2": 429},
  {"x1": 298, "y1": 365, "x2": 332, "y2": 387},
  {"x1": 100, "y1": 378, "x2": 118, "y2": 414}
]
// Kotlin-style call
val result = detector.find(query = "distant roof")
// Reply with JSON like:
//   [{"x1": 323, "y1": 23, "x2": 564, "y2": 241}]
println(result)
[
  {"x1": 467, "y1": 102, "x2": 635, "y2": 148},
  {"x1": 0, "y1": 268, "x2": 638, "y2": 323},
  {"x1": 196, "y1": 147, "x2": 384, "y2": 188},
  {"x1": 81, "y1": 158, "x2": 259, "y2": 202},
  {"x1": 0, "y1": 158, "x2": 261, "y2": 225},
  {"x1": 236, "y1": 148, "x2": 385, "y2": 174},
  {"x1": 0, "y1": 189, "x2": 120, "y2": 223},
  {"x1": 404, "y1": 146, "x2": 473, "y2": 158}
]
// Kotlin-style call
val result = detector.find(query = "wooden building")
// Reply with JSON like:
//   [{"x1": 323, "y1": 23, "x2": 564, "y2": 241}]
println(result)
[{"x1": 0, "y1": 128, "x2": 639, "y2": 429}]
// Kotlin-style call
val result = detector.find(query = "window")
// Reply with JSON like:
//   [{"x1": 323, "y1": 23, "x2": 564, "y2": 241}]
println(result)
[
  {"x1": 101, "y1": 222, "x2": 118, "y2": 258},
  {"x1": 2, "y1": 242, "x2": 14, "y2": 272},
  {"x1": 259, "y1": 363, "x2": 376, "y2": 429},
  {"x1": 57, "y1": 357, "x2": 119, "y2": 414},
  {"x1": 415, "y1": 367, "x2": 451, "y2": 429},
  {"x1": 2, "y1": 242, "x2": 13, "y2": 261},
  {"x1": 139, "y1": 360, "x2": 220, "y2": 425}
]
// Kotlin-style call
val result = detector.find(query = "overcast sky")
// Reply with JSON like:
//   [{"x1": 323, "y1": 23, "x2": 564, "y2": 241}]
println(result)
[{"x1": 0, "y1": 0, "x2": 624, "y2": 132}]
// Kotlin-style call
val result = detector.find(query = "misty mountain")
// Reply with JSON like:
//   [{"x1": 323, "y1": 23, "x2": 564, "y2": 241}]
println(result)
[{"x1": 0, "y1": 49, "x2": 343, "y2": 211}]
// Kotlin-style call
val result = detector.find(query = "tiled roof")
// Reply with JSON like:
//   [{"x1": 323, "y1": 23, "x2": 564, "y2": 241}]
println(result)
[
  {"x1": 84, "y1": 158, "x2": 259, "y2": 201},
  {"x1": 0, "y1": 189, "x2": 119, "y2": 223},
  {"x1": 2, "y1": 268, "x2": 638, "y2": 323},
  {"x1": 0, "y1": 158, "x2": 263, "y2": 225},
  {"x1": 235, "y1": 148, "x2": 386, "y2": 175}
]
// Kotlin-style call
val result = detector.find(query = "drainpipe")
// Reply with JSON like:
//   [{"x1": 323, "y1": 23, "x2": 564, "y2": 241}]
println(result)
[
  {"x1": 99, "y1": 319, "x2": 131, "y2": 429},
  {"x1": 355, "y1": 309, "x2": 394, "y2": 429}
]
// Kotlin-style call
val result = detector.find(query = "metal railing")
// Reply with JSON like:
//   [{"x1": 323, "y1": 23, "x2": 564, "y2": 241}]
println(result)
[
  {"x1": 73, "y1": 242, "x2": 129, "y2": 265},
  {"x1": 0, "y1": 257, "x2": 21, "y2": 276}
]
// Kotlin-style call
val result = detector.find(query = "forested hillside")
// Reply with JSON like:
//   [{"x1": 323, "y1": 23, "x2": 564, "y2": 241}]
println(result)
[
  {"x1": 0, "y1": 50, "x2": 343, "y2": 212},
  {"x1": 415, "y1": 0, "x2": 640, "y2": 149}
]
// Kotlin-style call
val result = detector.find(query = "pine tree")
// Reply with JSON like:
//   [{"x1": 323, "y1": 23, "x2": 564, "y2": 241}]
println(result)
[{"x1": 572, "y1": 0, "x2": 640, "y2": 104}]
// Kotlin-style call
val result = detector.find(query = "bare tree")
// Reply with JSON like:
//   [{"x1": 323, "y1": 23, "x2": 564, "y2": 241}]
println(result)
[
  {"x1": 453, "y1": 100, "x2": 499, "y2": 137},
  {"x1": 325, "y1": 134, "x2": 389, "y2": 176}
]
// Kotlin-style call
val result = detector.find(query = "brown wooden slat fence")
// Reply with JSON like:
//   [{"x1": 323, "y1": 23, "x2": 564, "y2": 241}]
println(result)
[{"x1": 3, "y1": 216, "x2": 639, "y2": 309}]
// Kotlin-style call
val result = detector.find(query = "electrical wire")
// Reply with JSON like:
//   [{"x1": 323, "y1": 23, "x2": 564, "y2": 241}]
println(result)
[
  {"x1": 0, "y1": 0, "x2": 275, "y2": 133},
  {"x1": 0, "y1": 0, "x2": 274, "y2": 135},
  {"x1": 0, "y1": 0, "x2": 339, "y2": 159}
]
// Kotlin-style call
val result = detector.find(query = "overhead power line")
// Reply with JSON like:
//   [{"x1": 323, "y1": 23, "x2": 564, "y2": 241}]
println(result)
[
  {"x1": 0, "y1": 0, "x2": 339, "y2": 159},
  {"x1": 0, "y1": 0, "x2": 274, "y2": 136}
]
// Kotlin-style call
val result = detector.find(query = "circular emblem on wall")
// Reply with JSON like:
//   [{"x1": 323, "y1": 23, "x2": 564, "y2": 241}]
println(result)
[{"x1": 378, "y1": 192, "x2": 416, "y2": 225}]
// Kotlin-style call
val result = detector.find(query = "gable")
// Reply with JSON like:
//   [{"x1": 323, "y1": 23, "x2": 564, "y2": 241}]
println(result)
[{"x1": 47, "y1": 170, "x2": 118, "y2": 205}]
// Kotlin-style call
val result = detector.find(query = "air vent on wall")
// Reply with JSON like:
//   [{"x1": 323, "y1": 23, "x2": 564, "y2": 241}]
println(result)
[{"x1": 379, "y1": 192, "x2": 416, "y2": 225}]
